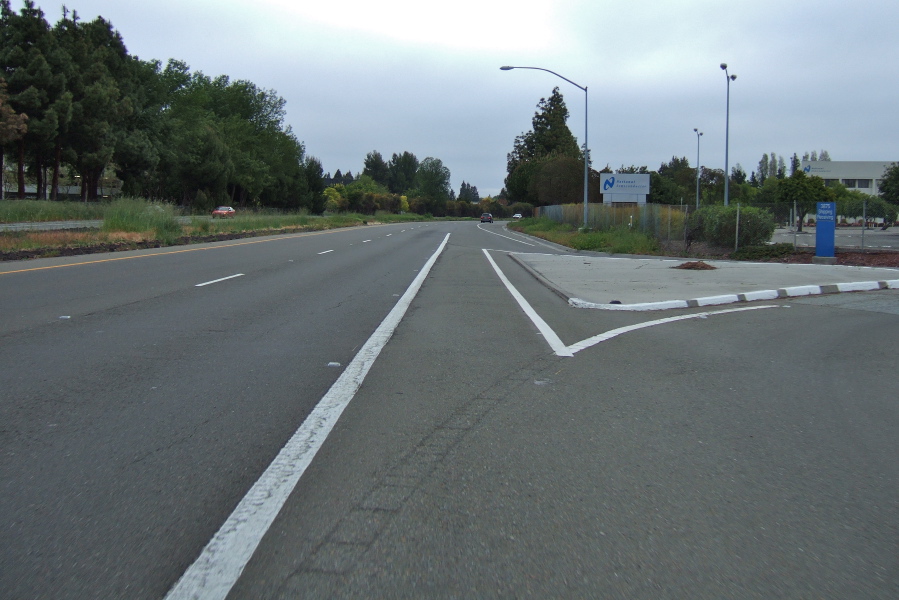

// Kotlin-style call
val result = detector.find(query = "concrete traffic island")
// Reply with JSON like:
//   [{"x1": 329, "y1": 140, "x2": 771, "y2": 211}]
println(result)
[{"x1": 510, "y1": 252, "x2": 899, "y2": 311}]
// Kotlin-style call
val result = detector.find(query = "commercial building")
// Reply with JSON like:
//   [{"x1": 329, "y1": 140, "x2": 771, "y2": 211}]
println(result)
[{"x1": 800, "y1": 161, "x2": 895, "y2": 196}]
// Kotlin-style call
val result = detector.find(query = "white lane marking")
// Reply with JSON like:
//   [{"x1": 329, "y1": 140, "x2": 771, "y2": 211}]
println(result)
[
  {"x1": 566, "y1": 306, "x2": 779, "y2": 354},
  {"x1": 317, "y1": 250, "x2": 334, "y2": 255},
  {"x1": 483, "y1": 249, "x2": 572, "y2": 357},
  {"x1": 386, "y1": 234, "x2": 392, "y2": 237},
  {"x1": 195, "y1": 274, "x2": 244, "y2": 287},
  {"x1": 165, "y1": 234, "x2": 452, "y2": 600},
  {"x1": 363, "y1": 240, "x2": 372, "y2": 243},
  {"x1": 477, "y1": 224, "x2": 535, "y2": 246}
]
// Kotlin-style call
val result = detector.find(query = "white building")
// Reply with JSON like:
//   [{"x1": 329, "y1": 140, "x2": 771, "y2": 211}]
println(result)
[{"x1": 800, "y1": 161, "x2": 896, "y2": 196}]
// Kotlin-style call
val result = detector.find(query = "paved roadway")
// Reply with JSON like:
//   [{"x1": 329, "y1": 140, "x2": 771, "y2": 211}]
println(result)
[{"x1": 1, "y1": 222, "x2": 897, "y2": 599}]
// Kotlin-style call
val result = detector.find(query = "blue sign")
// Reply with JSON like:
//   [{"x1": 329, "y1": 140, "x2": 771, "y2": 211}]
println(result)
[{"x1": 816, "y1": 202, "x2": 836, "y2": 258}]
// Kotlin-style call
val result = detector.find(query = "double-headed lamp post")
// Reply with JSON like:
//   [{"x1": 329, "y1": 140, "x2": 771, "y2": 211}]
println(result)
[
  {"x1": 693, "y1": 128, "x2": 703, "y2": 209},
  {"x1": 720, "y1": 63, "x2": 736, "y2": 206},
  {"x1": 500, "y1": 65, "x2": 589, "y2": 229}
]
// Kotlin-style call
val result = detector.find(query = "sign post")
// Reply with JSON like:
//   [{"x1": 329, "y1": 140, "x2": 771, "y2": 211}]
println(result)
[{"x1": 814, "y1": 201, "x2": 836, "y2": 264}]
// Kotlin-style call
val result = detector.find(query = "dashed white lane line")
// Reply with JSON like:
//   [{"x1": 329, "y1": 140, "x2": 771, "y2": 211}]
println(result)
[
  {"x1": 363, "y1": 239, "x2": 372, "y2": 243},
  {"x1": 165, "y1": 233, "x2": 452, "y2": 600},
  {"x1": 317, "y1": 250, "x2": 334, "y2": 255},
  {"x1": 195, "y1": 274, "x2": 244, "y2": 287}
]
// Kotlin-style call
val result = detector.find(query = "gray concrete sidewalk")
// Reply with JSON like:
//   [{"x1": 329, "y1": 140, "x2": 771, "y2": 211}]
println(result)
[{"x1": 511, "y1": 252, "x2": 899, "y2": 311}]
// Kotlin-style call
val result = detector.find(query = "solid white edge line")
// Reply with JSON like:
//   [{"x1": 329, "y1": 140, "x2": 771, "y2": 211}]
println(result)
[
  {"x1": 165, "y1": 233, "x2": 452, "y2": 600},
  {"x1": 566, "y1": 305, "x2": 779, "y2": 354},
  {"x1": 483, "y1": 249, "x2": 572, "y2": 357},
  {"x1": 195, "y1": 274, "x2": 244, "y2": 287}
]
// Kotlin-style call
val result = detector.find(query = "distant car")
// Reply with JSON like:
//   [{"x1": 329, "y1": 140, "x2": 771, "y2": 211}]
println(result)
[
  {"x1": 512, "y1": 213, "x2": 523, "y2": 220},
  {"x1": 480, "y1": 213, "x2": 493, "y2": 223},
  {"x1": 212, "y1": 206, "x2": 235, "y2": 218}
]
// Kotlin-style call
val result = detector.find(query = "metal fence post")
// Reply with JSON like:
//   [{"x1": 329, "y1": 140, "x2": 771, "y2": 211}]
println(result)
[{"x1": 862, "y1": 200, "x2": 866, "y2": 249}]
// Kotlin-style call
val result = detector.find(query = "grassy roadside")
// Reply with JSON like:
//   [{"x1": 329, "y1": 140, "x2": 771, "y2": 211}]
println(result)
[
  {"x1": 0, "y1": 198, "x2": 434, "y2": 260},
  {"x1": 507, "y1": 217, "x2": 661, "y2": 254}
]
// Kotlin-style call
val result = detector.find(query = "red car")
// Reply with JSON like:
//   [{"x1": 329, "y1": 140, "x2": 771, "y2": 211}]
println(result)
[{"x1": 212, "y1": 206, "x2": 235, "y2": 218}]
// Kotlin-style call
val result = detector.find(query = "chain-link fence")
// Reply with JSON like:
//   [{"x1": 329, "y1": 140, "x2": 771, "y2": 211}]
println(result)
[
  {"x1": 536, "y1": 201, "x2": 897, "y2": 252},
  {"x1": 537, "y1": 202, "x2": 688, "y2": 240},
  {"x1": 535, "y1": 203, "x2": 693, "y2": 252}
]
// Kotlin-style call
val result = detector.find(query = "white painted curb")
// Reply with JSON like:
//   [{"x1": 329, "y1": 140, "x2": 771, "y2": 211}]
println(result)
[{"x1": 570, "y1": 279, "x2": 899, "y2": 311}]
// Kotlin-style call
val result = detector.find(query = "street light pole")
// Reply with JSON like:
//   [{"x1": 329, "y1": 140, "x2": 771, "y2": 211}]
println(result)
[
  {"x1": 693, "y1": 128, "x2": 702, "y2": 209},
  {"x1": 720, "y1": 63, "x2": 736, "y2": 206},
  {"x1": 500, "y1": 65, "x2": 589, "y2": 230}
]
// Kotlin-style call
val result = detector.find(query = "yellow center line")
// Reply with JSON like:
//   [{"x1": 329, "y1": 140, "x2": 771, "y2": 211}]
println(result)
[{"x1": 0, "y1": 228, "x2": 356, "y2": 276}]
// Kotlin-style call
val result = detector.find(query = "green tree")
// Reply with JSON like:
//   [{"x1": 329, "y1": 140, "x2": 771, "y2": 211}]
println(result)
[
  {"x1": 879, "y1": 163, "x2": 899, "y2": 206},
  {"x1": 757, "y1": 153, "x2": 769, "y2": 184},
  {"x1": 55, "y1": 12, "x2": 136, "y2": 199},
  {"x1": 458, "y1": 181, "x2": 480, "y2": 203},
  {"x1": 1, "y1": 0, "x2": 70, "y2": 198},
  {"x1": 776, "y1": 171, "x2": 834, "y2": 231},
  {"x1": 412, "y1": 156, "x2": 451, "y2": 209},
  {"x1": 362, "y1": 150, "x2": 389, "y2": 187},
  {"x1": 505, "y1": 87, "x2": 580, "y2": 204},
  {"x1": 0, "y1": 77, "x2": 28, "y2": 199},
  {"x1": 387, "y1": 151, "x2": 418, "y2": 194}
]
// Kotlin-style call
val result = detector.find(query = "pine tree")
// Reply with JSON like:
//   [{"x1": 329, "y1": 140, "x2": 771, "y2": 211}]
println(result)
[{"x1": 757, "y1": 154, "x2": 769, "y2": 183}]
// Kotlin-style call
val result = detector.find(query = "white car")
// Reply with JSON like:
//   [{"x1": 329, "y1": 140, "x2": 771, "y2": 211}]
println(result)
[{"x1": 512, "y1": 213, "x2": 523, "y2": 220}]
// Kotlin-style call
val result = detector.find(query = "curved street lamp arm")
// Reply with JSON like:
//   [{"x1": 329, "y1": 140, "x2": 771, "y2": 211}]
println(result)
[{"x1": 500, "y1": 66, "x2": 586, "y2": 92}]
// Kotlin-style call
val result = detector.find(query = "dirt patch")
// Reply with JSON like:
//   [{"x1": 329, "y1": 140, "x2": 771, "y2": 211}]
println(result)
[
  {"x1": 0, "y1": 230, "x2": 281, "y2": 262},
  {"x1": 672, "y1": 260, "x2": 717, "y2": 270}
]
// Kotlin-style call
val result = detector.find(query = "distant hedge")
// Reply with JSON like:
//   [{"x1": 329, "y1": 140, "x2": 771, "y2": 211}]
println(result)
[{"x1": 690, "y1": 205, "x2": 776, "y2": 248}]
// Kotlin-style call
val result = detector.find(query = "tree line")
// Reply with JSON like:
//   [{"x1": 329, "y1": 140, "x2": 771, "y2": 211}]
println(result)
[
  {"x1": 0, "y1": 1, "x2": 324, "y2": 211},
  {"x1": 502, "y1": 87, "x2": 898, "y2": 226}
]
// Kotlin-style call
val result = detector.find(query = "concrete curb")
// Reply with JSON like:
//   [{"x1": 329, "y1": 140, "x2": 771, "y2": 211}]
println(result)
[
  {"x1": 507, "y1": 252, "x2": 573, "y2": 302},
  {"x1": 569, "y1": 279, "x2": 899, "y2": 311}
]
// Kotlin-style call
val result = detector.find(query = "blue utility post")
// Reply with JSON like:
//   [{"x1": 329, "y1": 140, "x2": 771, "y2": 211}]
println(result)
[{"x1": 815, "y1": 202, "x2": 836, "y2": 264}]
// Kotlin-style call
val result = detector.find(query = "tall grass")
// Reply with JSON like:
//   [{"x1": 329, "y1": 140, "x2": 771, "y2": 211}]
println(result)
[
  {"x1": 509, "y1": 217, "x2": 660, "y2": 254},
  {"x1": 102, "y1": 198, "x2": 182, "y2": 244},
  {"x1": 0, "y1": 199, "x2": 108, "y2": 222}
]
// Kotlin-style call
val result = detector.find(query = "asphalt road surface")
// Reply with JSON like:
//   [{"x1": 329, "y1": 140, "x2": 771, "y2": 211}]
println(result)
[{"x1": 1, "y1": 221, "x2": 897, "y2": 599}]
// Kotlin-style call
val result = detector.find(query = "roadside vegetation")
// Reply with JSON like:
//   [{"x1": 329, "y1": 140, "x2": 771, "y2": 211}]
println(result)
[
  {"x1": 0, "y1": 198, "x2": 434, "y2": 258},
  {"x1": 0, "y1": 199, "x2": 107, "y2": 222},
  {"x1": 508, "y1": 217, "x2": 660, "y2": 254}
]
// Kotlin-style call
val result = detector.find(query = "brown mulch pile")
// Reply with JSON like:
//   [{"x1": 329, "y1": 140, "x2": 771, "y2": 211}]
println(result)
[{"x1": 672, "y1": 260, "x2": 717, "y2": 270}]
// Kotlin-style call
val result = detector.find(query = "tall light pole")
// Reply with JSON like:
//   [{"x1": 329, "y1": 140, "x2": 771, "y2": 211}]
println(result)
[
  {"x1": 720, "y1": 63, "x2": 736, "y2": 206},
  {"x1": 500, "y1": 66, "x2": 589, "y2": 229},
  {"x1": 693, "y1": 128, "x2": 703, "y2": 209}
]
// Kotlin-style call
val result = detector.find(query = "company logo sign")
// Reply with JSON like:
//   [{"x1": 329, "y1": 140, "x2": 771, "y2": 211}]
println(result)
[
  {"x1": 803, "y1": 165, "x2": 811, "y2": 173},
  {"x1": 600, "y1": 173, "x2": 650, "y2": 195}
]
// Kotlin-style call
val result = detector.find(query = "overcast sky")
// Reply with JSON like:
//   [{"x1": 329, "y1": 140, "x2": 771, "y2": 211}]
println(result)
[{"x1": 16, "y1": 0, "x2": 899, "y2": 196}]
